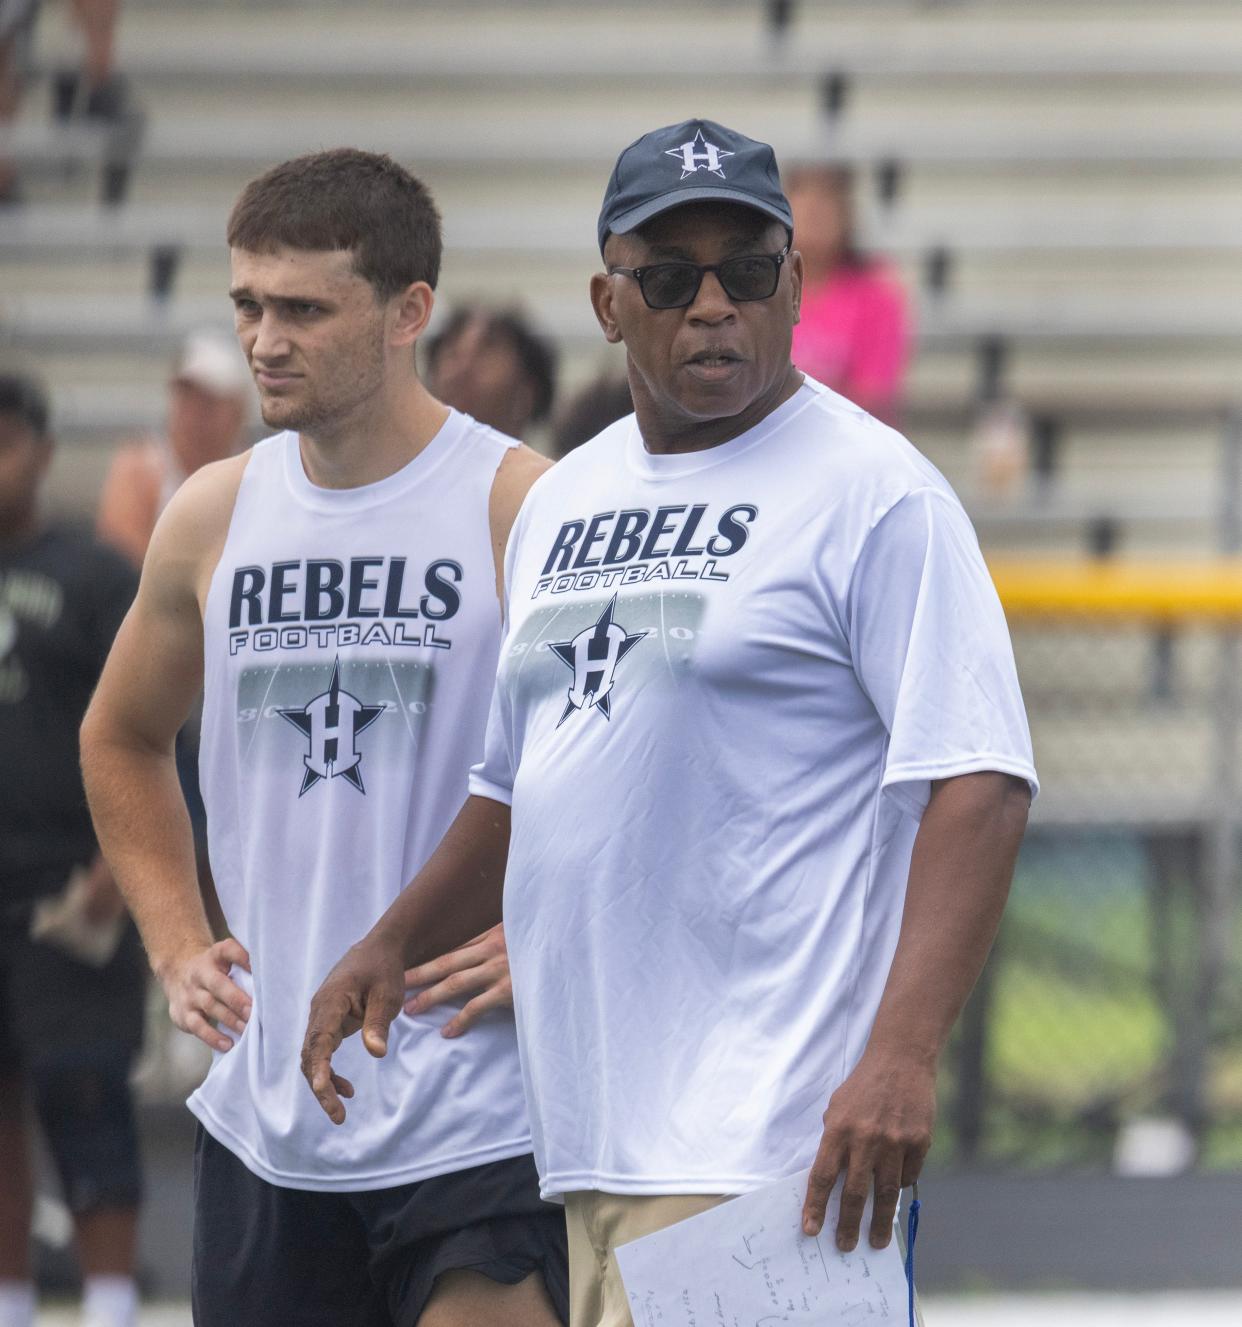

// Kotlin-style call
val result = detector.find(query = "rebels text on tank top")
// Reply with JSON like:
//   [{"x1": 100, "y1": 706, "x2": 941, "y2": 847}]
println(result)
[{"x1": 189, "y1": 413, "x2": 532, "y2": 1191}]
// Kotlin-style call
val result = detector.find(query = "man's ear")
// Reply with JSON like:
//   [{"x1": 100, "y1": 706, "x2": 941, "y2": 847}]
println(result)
[
  {"x1": 390, "y1": 281, "x2": 436, "y2": 348},
  {"x1": 789, "y1": 248, "x2": 804, "y2": 326},
  {"x1": 590, "y1": 271, "x2": 624, "y2": 345}
]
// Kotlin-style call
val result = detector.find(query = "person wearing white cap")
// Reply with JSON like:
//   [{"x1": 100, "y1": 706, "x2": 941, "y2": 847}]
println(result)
[
  {"x1": 95, "y1": 330, "x2": 253, "y2": 937},
  {"x1": 96, "y1": 329, "x2": 253, "y2": 569}
]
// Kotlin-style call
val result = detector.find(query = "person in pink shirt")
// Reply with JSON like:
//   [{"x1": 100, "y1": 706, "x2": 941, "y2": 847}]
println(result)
[{"x1": 788, "y1": 164, "x2": 910, "y2": 425}]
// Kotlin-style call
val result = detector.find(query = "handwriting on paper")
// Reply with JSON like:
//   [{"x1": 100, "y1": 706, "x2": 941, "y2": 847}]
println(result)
[{"x1": 615, "y1": 1168, "x2": 907, "y2": 1326}]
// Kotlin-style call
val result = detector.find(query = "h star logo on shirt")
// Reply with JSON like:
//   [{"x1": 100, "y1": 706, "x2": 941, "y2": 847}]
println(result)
[
  {"x1": 665, "y1": 128, "x2": 734, "y2": 179},
  {"x1": 278, "y1": 657, "x2": 384, "y2": 796},
  {"x1": 549, "y1": 596, "x2": 646, "y2": 727}
]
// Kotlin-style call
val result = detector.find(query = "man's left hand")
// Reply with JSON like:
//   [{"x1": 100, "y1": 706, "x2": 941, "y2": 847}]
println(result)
[
  {"x1": 801, "y1": 1051, "x2": 935, "y2": 1251},
  {"x1": 402, "y1": 923, "x2": 512, "y2": 1038}
]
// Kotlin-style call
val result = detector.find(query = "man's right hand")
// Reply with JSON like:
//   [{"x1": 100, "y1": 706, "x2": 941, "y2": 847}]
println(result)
[
  {"x1": 157, "y1": 938, "x2": 252, "y2": 1054},
  {"x1": 301, "y1": 933, "x2": 406, "y2": 1125}
]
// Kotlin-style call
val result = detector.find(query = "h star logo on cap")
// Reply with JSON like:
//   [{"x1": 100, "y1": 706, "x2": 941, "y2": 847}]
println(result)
[{"x1": 665, "y1": 128, "x2": 734, "y2": 180}]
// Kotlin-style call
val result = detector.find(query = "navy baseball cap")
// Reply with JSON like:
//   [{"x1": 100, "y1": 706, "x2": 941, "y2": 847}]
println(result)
[{"x1": 598, "y1": 118, "x2": 793, "y2": 254}]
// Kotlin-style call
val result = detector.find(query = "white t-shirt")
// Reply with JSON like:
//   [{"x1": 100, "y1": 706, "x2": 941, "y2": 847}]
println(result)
[{"x1": 470, "y1": 379, "x2": 1037, "y2": 1200}]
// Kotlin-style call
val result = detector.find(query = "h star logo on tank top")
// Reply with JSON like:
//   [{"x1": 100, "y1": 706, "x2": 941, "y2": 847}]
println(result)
[
  {"x1": 549, "y1": 595, "x2": 647, "y2": 726},
  {"x1": 277, "y1": 657, "x2": 384, "y2": 795}
]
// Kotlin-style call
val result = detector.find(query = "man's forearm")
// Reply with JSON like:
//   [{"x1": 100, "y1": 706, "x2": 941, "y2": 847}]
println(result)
[
  {"x1": 81, "y1": 728, "x2": 211, "y2": 976},
  {"x1": 371, "y1": 794, "x2": 510, "y2": 969},
  {"x1": 800, "y1": 771, "x2": 1031, "y2": 1246},
  {"x1": 865, "y1": 770, "x2": 1031, "y2": 1069}
]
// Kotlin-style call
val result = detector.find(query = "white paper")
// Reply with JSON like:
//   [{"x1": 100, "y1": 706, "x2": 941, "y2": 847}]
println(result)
[{"x1": 616, "y1": 1168, "x2": 909, "y2": 1327}]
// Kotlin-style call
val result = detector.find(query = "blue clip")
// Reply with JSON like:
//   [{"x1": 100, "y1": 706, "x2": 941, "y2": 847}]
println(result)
[{"x1": 904, "y1": 1182, "x2": 921, "y2": 1327}]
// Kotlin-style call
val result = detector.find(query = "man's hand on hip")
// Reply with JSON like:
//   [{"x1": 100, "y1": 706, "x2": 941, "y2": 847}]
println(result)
[
  {"x1": 801, "y1": 1050, "x2": 935, "y2": 1251},
  {"x1": 402, "y1": 923, "x2": 512, "y2": 1038},
  {"x1": 301, "y1": 932, "x2": 406, "y2": 1125},
  {"x1": 157, "y1": 938, "x2": 252, "y2": 1054}
]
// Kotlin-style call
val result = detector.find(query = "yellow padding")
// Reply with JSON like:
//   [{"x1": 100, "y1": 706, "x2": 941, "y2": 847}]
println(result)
[{"x1": 988, "y1": 559, "x2": 1242, "y2": 621}]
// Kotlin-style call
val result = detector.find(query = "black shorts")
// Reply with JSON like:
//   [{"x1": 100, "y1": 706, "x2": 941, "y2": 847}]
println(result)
[
  {"x1": 192, "y1": 1127, "x2": 569, "y2": 1327},
  {"x1": 0, "y1": 912, "x2": 146, "y2": 1211}
]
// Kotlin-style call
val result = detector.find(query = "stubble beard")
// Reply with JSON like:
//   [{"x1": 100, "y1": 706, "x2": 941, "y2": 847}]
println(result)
[
  {"x1": 258, "y1": 392, "x2": 320, "y2": 433},
  {"x1": 258, "y1": 331, "x2": 386, "y2": 436}
]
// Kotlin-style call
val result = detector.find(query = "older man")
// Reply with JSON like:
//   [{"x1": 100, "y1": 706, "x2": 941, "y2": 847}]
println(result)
[{"x1": 303, "y1": 119, "x2": 1037, "y2": 1327}]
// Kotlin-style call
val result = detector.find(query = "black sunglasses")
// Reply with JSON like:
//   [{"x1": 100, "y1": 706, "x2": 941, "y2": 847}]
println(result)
[{"x1": 608, "y1": 245, "x2": 790, "y2": 310}]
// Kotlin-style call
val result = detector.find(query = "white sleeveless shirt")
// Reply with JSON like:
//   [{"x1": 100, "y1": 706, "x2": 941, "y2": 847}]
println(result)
[{"x1": 189, "y1": 412, "x2": 532, "y2": 1191}]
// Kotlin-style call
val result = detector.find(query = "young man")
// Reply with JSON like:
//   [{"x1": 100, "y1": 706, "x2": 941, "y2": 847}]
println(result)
[
  {"x1": 303, "y1": 121, "x2": 1038, "y2": 1327},
  {"x1": 81, "y1": 149, "x2": 565, "y2": 1327},
  {"x1": 0, "y1": 374, "x2": 142, "y2": 1327}
]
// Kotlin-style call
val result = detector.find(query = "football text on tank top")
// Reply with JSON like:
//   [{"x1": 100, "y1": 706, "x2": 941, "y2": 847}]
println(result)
[{"x1": 189, "y1": 414, "x2": 532, "y2": 1191}]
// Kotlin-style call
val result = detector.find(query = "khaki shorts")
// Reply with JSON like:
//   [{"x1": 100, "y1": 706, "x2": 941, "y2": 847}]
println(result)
[
  {"x1": 565, "y1": 1191, "x2": 729, "y2": 1327},
  {"x1": 564, "y1": 1189, "x2": 924, "y2": 1327}
]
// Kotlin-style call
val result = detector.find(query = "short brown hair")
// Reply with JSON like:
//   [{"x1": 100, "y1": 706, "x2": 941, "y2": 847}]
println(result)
[{"x1": 227, "y1": 148, "x2": 443, "y2": 299}]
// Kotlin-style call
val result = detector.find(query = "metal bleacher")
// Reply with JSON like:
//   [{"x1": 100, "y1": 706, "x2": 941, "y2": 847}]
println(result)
[{"x1": 3, "y1": 0, "x2": 1242, "y2": 542}]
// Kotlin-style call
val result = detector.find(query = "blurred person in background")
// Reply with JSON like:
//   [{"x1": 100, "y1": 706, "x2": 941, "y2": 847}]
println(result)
[
  {"x1": 424, "y1": 306, "x2": 557, "y2": 442},
  {"x1": 0, "y1": 0, "x2": 37, "y2": 205},
  {"x1": 0, "y1": 0, "x2": 130, "y2": 206},
  {"x1": 55, "y1": 0, "x2": 129, "y2": 121},
  {"x1": 0, "y1": 373, "x2": 143, "y2": 1327},
  {"x1": 97, "y1": 329, "x2": 251, "y2": 936},
  {"x1": 97, "y1": 328, "x2": 252, "y2": 569},
  {"x1": 549, "y1": 373, "x2": 632, "y2": 461},
  {"x1": 787, "y1": 163, "x2": 910, "y2": 425}
]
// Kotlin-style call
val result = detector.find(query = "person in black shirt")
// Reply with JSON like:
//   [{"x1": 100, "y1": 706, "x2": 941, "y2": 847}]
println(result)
[{"x1": 0, "y1": 373, "x2": 143, "y2": 1327}]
